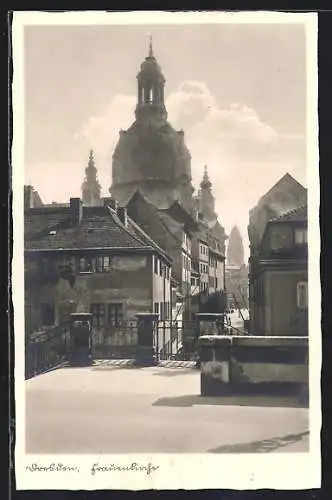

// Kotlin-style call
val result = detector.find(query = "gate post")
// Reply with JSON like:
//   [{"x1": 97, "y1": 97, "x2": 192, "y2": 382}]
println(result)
[
  {"x1": 199, "y1": 335, "x2": 232, "y2": 396},
  {"x1": 69, "y1": 313, "x2": 93, "y2": 366},
  {"x1": 196, "y1": 313, "x2": 226, "y2": 336},
  {"x1": 135, "y1": 313, "x2": 159, "y2": 366}
]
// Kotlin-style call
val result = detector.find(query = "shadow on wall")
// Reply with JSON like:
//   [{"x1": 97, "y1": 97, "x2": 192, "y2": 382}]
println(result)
[
  {"x1": 152, "y1": 394, "x2": 308, "y2": 409},
  {"x1": 207, "y1": 430, "x2": 309, "y2": 454}
]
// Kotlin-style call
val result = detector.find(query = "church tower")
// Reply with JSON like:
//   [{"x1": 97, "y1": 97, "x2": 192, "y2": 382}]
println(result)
[
  {"x1": 199, "y1": 166, "x2": 217, "y2": 226},
  {"x1": 81, "y1": 150, "x2": 101, "y2": 206},
  {"x1": 135, "y1": 36, "x2": 167, "y2": 123},
  {"x1": 111, "y1": 38, "x2": 194, "y2": 212},
  {"x1": 227, "y1": 226, "x2": 245, "y2": 267}
]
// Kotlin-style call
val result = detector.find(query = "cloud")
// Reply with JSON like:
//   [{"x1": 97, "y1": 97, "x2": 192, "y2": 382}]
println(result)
[
  {"x1": 77, "y1": 94, "x2": 136, "y2": 160},
  {"x1": 78, "y1": 80, "x2": 305, "y2": 178},
  {"x1": 71, "y1": 80, "x2": 306, "y2": 258}
]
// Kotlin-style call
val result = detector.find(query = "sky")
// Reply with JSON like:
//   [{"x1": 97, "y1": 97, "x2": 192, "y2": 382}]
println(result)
[{"x1": 24, "y1": 22, "x2": 307, "y2": 260}]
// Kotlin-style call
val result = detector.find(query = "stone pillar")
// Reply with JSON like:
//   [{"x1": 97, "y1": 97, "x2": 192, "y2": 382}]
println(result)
[
  {"x1": 69, "y1": 313, "x2": 93, "y2": 366},
  {"x1": 196, "y1": 313, "x2": 226, "y2": 337},
  {"x1": 199, "y1": 335, "x2": 232, "y2": 396},
  {"x1": 135, "y1": 313, "x2": 159, "y2": 366}
]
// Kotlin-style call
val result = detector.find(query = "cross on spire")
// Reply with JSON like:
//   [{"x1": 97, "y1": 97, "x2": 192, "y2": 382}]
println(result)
[{"x1": 148, "y1": 34, "x2": 154, "y2": 57}]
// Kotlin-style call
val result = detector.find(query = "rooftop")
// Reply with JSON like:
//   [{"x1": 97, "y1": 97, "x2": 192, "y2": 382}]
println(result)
[
  {"x1": 24, "y1": 203, "x2": 171, "y2": 261},
  {"x1": 270, "y1": 205, "x2": 307, "y2": 223}
]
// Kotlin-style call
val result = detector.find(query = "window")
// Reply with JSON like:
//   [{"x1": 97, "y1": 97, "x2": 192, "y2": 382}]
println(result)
[
  {"x1": 191, "y1": 277, "x2": 196, "y2": 286},
  {"x1": 95, "y1": 256, "x2": 111, "y2": 273},
  {"x1": 159, "y1": 261, "x2": 163, "y2": 277},
  {"x1": 79, "y1": 256, "x2": 111, "y2": 273},
  {"x1": 154, "y1": 302, "x2": 159, "y2": 315},
  {"x1": 154, "y1": 256, "x2": 158, "y2": 274},
  {"x1": 91, "y1": 303, "x2": 123, "y2": 329},
  {"x1": 79, "y1": 257, "x2": 87, "y2": 272},
  {"x1": 40, "y1": 303, "x2": 55, "y2": 326},
  {"x1": 108, "y1": 303, "x2": 123, "y2": 326},
  {"x1": 91, "y1": 303, "x2": 105, "y2": 329},
  {"x1": 297, "y1": 282, "x2": 308, "y2": 309},
  {"x1": 160, "y1": 302, "x2": 164, "y2": 320},
  {"x1": 295, "y1": 228, "x2": 308, "y2": 245}
]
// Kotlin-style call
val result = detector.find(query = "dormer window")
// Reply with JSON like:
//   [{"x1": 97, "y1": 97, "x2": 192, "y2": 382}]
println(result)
[{"x1": 295, "y1": 228, "x2": 308, "y2": 245}]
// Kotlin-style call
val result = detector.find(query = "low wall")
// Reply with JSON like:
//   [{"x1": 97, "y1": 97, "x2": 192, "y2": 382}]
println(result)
[
  {"x1": 200, "y1": 336, "x2": 231, "y2": 396},
  {"x1": 199, "y1": 335, "x2": 309, "y2": 400}
]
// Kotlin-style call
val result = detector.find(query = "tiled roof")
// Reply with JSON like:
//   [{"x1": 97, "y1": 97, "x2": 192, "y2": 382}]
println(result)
[
  {"x1": 270, "y1": 205, "x2": 307, "y2": 223},
  {"x1": 127, "y1": 190, "x2": 182, "y2": 244},
  {"x1": 24, "y1": 205, "x2": 170, "y2": 258},
  {"x1": 114, "y1": 209, "x2": 171, "y2": 261}
]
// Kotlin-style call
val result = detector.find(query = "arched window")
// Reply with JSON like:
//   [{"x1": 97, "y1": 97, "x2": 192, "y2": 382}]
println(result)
[{"x1": 149, "y1": 88, "x2": 153, "y2": 104}]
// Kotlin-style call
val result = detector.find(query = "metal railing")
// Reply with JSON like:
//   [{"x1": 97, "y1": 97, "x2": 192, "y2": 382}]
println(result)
[
  {"x1": 25, "y1": 322, "x2": 71, "y2": 379},
  {"x1": 25, "y1": 314, "x2": 251, "y2": 376}
]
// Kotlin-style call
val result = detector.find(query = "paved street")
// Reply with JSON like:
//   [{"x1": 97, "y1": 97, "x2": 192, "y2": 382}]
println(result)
[
  {"x1": 26, "y1": 366, "x2": 309, "y2": 454},
  {"x1": 227, "y1": 309, "x2": 249, "y2": 332}
]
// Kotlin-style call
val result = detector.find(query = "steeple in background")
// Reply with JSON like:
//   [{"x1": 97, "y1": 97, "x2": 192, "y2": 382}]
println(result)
[
  {"x1": 227, "y1": 226, "x2": 245, "y2": 267},
  {"x1": 198, "y1": 165, "x2": 217, "y2": 226},
  {"x1": 81, "y1": 149, "x2": 101, "y2": 206}
]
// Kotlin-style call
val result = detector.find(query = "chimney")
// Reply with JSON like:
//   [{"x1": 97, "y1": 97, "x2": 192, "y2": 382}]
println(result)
[
  {"x1": 24, "y1": 185, "x2": 34, "y2": 209},
  {"x1": 117, "y1": 206, "x2": 128, "y2": 226},
  {"x1": 70, "y1": 197, "x2": 83, "y2": 225}
]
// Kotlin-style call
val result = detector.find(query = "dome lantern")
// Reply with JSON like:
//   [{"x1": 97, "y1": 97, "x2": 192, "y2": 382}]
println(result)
[{"x1": 135, "y1": 36, "x2": 167, "y2": 121}]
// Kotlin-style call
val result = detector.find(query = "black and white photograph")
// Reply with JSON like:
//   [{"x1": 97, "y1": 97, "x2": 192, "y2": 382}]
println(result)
[{"x1": 12, "y1": 11, "x2": 320, "y2": 490}]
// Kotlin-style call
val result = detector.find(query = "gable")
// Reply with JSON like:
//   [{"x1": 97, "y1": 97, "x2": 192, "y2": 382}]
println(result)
[{"x1": 248, "y1": 174, "x2": 307, "y2": 250}]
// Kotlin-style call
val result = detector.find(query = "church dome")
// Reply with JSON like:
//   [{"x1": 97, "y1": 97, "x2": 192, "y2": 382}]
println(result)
[
  {"x1": 110, "y1": 38, "x2": 194, "y2": 211},
  {"x1": 137, "y1": 36, "x2": 165, "y2": 81},
  {"x1": 139, "y1": 56, "x2": 164, "y2": 80},
  {"x1": 112, "y1": 120, "x2": 191, "y2": 186}
]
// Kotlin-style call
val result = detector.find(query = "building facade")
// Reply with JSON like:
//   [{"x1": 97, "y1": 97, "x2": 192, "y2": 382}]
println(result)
[
  {"x1": 126, "y1": 190, "x2": 197, "y2": 319},
  {"x1": 248, "y1": 174, "x2": 308, "y2": 336},
  {"x1": 24, "y1": 198, "x2": 172, "y2": 350}
]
